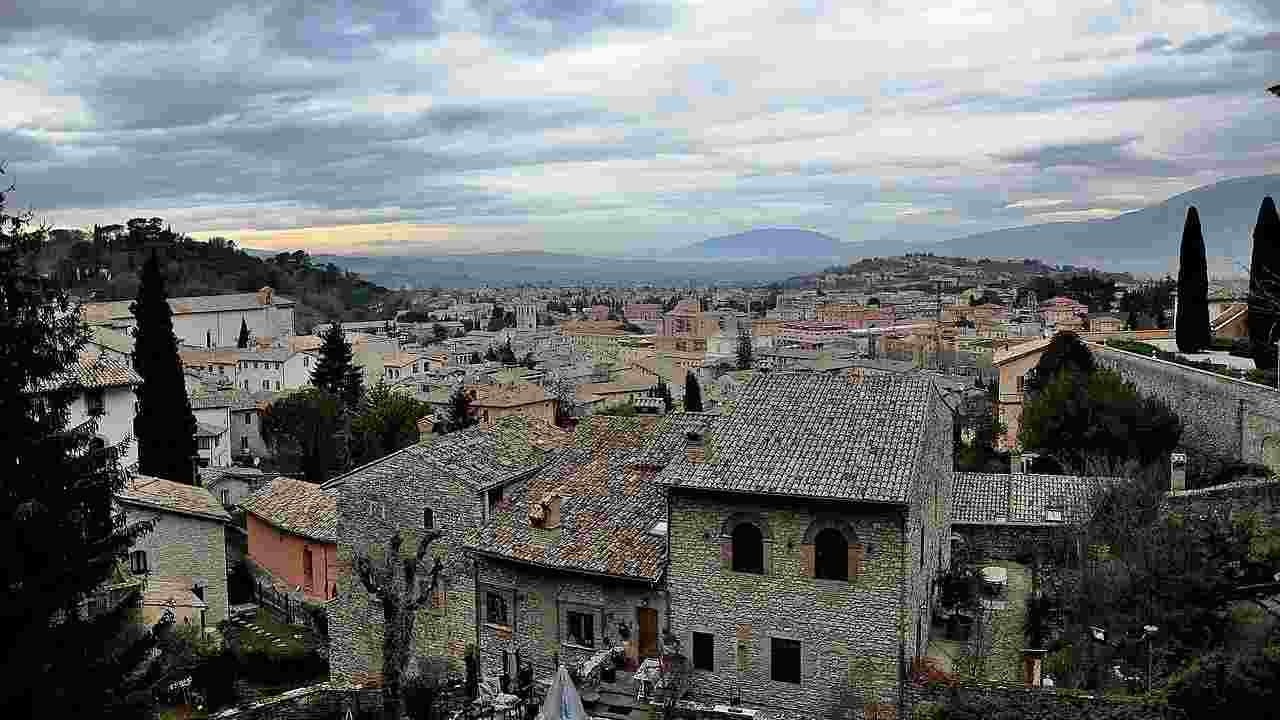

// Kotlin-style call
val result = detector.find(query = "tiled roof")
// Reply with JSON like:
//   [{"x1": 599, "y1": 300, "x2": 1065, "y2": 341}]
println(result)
[
  {"x1": 469, "y1": 448, "x2": 667, "y2": 582},
  {"x1": 143, "y1": 579, "x2": 208, "y2": 609},
  {"x1": 629, "y1": 413, "x2": 721, "y2": 467},
  {"x1": 27, "y1": 350, "x2": 143, "y2": 393},
  {"x1": 199, "y1": 465, "x2": 266, "y2": 488},
  {"x1": 83, "y1": 290, "x2": 294, "y2": 322},
  {"x1": 321, "y1": 414, "x2": 572, "y2": 492},
  {"x1": 237, "y1": 348, "x2": 297, "y2": 362},
  {"x1": 89, "y1": 326, "x2": 135, "y2": 355},
  {"x1": 654, "y1": 372, "x2": 936, "y2": 503},
  {"x1": 571, "y1": 415, "x2": 663, "y2": 453},
  {"x1": 179, "y1": 348, "x2": 240, "y2": 366},
  {"x1": 240, "y1": 477, "x2": 338, "y2": 543},
  {"x1": 472, "y1": 383, "x2": 552, "y2": 408},
  {"x1": 288, "y1": 335, "x2": 325, "y2": 353},
  {"x1": 381, "y1": 352, "x2": 422, "y2": 368},
  {"x1": 952, "y1": 472, "x2": 1102, "y2": 525},
  {"x1": 992, "y1": 337, "x2": 1052, "y2": 366},
  {"x1": 117, "y1": 475, "x2": 231, "y2": 522}
]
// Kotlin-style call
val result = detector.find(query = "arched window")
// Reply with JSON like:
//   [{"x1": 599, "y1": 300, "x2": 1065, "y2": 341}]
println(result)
[
  {"x1": 814, "y1": 528, "x2": 848, "y2": 581},
  {"x1": 731, "y1": 523, "x2": 764, "y2": 574}
]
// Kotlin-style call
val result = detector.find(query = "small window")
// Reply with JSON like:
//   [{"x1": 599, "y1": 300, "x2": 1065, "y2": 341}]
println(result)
[
  {"x1": 262, "y1": 380, "x2": 270, "y2": 390},
  {"x1": 244, "y1": 413, "x2": 252, "y2": 426},
  {"x1": 303, "y1": 356, "x2": 310, "y2": 367},
  {"x1": 129, "y1": 550, "x2": 148, "y2": 575},
  {"x1": 731, "y1": 523, "x2": 764, "y2": 574},
  {"x1": 275, "y1": 381, "x2": 281, "y2": 390},
  {"x1": 566, "y1": 611, "x2": 595, "y2": 648},
  {"x1": 367, "y1": 501, "x2": 386, "y2": 519},
  {"x1": 1045, "y1": 507, "x2": 1063, "y2": 523},
  {"x1": 1016, "y1": 376, "x2": 1024, "y2": 393},
  {"x1": 771, "y1": 637, "x2": 801, "y2": 684},
  {"x1": 85, "y1": 390, "x2": 105, "y2": 416},
  {"x1": 692, "y1": 632, "x2": 715, "y2": 671},
  {"x1": 486, "y1": 591, "x2": 509, "y2": 626},
  {"x1": 243, "y1": 380, "x2": 250, "y2": 390},
  {"x1": 424, "y1": 507, "x2": 434, "y2": 529},
  {"x1": 241, "y1": 436, "x2": 249, "y2": 450},
  {"x1": 220, "y1": 489, "x2": 230, "y2": 505}
]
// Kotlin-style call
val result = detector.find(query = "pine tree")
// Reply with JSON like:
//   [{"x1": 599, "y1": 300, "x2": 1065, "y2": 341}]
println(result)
[
  {"x1": 0, "y1": 175, "x2": 175, "y2": 717},
  {"x1": 684, "y1": 371, "x2": 704, "y2": 412},
  {"x1": 312, "y1": 321, "x2": 363, "y2": 406},
  {"x1": 1176, "y1": 206, "x2": 1211, "y2": 353},
  {"x1": 131, "y1": 252, "x2": 198, "y2": 483},
  {"x1": 1250, "y1": 197, "x2": 1280, "y2": 370},
  {"x1": 653, "y1": 377, "x2": 674, "y2": 413},
  {"x1": 447, "y1": 386, "x2": 475, "y2": 432},
  {"x1": 236, "y1": 318, "x2": 251, "y2": 348}
]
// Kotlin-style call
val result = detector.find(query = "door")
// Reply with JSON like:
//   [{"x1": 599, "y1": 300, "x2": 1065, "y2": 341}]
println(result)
[
  {"x1": 637, "y1": 607, "x2": 659, "y2": 659},
  {"x1": 303, "y1": 548, "x2": 314, "y2": 591}
]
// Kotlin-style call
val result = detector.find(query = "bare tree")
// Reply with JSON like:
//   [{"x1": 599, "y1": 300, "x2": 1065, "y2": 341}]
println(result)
[{"x1": 355, "y1": 530, "x2": 445, "y2": 720}]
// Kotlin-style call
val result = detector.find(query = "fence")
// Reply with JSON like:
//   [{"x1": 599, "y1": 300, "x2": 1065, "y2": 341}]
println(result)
[{"x1": 254, "y1": 578, "x2": 297, "y2": 625}]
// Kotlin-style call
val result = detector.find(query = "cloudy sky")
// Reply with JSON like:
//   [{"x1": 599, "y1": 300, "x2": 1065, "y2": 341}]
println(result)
[{"x1": 2, "y1": 0, "x2": 1278, "y2": 256}]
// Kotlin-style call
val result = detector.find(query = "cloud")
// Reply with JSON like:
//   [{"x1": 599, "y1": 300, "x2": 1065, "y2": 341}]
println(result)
[{"x1": 2, "y1": 0, "x2": 1278, "y2": 260}]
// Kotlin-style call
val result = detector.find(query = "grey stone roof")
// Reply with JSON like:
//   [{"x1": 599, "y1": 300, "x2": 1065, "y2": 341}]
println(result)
[
  {"x1": 952, "y1": 472, "x2": 1102, "y2": 525},
  {"x1": 83, "y1": 290, "x2": 295, "y2": 322},
  {"x1": 118, "y1": 474, "x2": 231, "y2": 522},
  {"x1": 468, "y1": 447, "x2": 666, "y2": 582},
  {"x1": 240, "y1": 477, "x2": 337, "y2": 543},
  {"x1": 630, "y1": 413, "x2": 721, "y2": 467},
  {"x1": 654, "y1": 372, "x2": 937, "y2": 503},
  {"x1": 321, "y1": 414, "x2": 572, "y2": 492}
]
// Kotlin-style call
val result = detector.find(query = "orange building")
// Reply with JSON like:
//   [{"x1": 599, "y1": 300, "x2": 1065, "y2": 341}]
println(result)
[
  {"x1": 470, "y1": 383, "x2": 558, "y2": 426},
  {"x1": 240, "y1": 477, "x2": 338, "y2": 601}
]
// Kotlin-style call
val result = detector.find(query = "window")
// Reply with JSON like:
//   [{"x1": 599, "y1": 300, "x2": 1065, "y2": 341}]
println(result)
[
  {"x1": 129, "y1": 550, "x2": 148, "y2": 575},
  {"x1": 1016, "y1": 376, "x2": 1024, "y2": 393},
  {"x1": 367, "y1": 501, "x2": 386, "y2": 519},
  {"x1": 486, "y1": 591, "x2": 510, "y2": 626},
  {"x1": 244, "y1": 413, "x2": 252, "y2": 425},
  {"x1": 262, "y1": 380, "x2": 270, "y2": 390},
  {"x1": 220, "y1": 489, "x2": 230, "y2": 505},
  {"x1": 1045, "y1": 507, "x2": 1063, "y2": 523},
  {"x1": 241, "y1": 436, "x2": 249, "y2": 451},
  {"x1": 731, "y1": 523, "x2": 764, "y2": 574},
  {"x1": 423, "y1": 507, "x2": 434, "y2": 529},
  {"x1": 692, "y1": 632, "x2": 715, "y2": 671},
  {"x1": 275, "y1": 381, "x2": 281, "y2": 390},
  {"x1": 243, "y1": 380, "x2": 250, "y2": 390},
  {"x1": 303, "y1": 548, "x2": 314, "y2": 588},
  {"x1": 198, "y1": 437, "x2": 212, "y2": 450},
  {"x1": 566, "y1": 611, "x2": 595, "y2": 648},
  {"x1": 85, "y1": 390, "x2": 105, "y2": 416},
  {"x1": 771, "y1": 638, "x2": 802, "y2": 684},
  {"x1": 814, "y1": 528, "x2": 849, "y2": 581},
  {"x1": 303, "y1": 356, "x2": 310, "y2": 368}
]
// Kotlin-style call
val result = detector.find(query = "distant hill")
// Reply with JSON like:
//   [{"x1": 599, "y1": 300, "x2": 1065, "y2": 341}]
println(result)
[
  {"x1": 927, "y1": 175, "x2": 1280, "y2": 272},
  {"x1": 39, "y1": 221, "x2": 394, "y2": 333},
  {"x1": 671, "y1": 228, "x2": 848, "y2": 259}
]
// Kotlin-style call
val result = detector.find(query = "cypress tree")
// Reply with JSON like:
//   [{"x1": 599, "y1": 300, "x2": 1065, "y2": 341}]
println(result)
[
  {"x1": 684, "y1": 371, "x2": 704, "y2": 412},
  {"x1": 131, "y1": 252, "x2": 198, "y2": 483},
  {"x1": 1176, "y1": 206, "x2": 1211, "y2": 353},
  {"x1": 1, "y1": 180, "x2": 177, "y2": 716},
  {"x1": 312, "y1": 321, "x2": 364, "y2": 405},
  {"x1": 1250, "y1": 197, "x2": 1280, "y2": 369},
  {"x1": 237, "y1": 318, "x2": 251, "y2": 348}
]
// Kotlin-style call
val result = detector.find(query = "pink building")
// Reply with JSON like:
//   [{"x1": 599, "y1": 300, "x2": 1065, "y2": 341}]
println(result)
[
  {"x1": 623, "y1": 303, "x2": 662, "y2": 321},
  {"x1": 779, "y1": 321, "x2": 857, "y2": 347},
  {"x1": 658, "y1": 300, "x2": 704, "y2": 336},
  {"x1": 587, "y1": 305, "x2": 611, "y2": 321},
  {"x1": 1038, "y1": 296, "x2": 1088, "y2": 326},
  {"x1": 240, "y1": 477, "x2": 338, "y2": 601}
]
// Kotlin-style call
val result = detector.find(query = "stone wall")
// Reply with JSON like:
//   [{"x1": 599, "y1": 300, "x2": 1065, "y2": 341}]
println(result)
[
  {"x1": 1092, "y1": 345, "x2": 1280, "y2": 476},
  {"x1": 127, "y1": 506, "x2": 229, "y2": 624},
  {"x1": 330, "y1": 468, "x2": 481, "y2": 686},
  {"x1": 666, "y1": 491, "x2": 908, "y2": 718},
  {"x1": 475, "y1": 557, "x2": 664, "y2": 682},
  {"x1": 953, "y1": 524, "x2": 1058, "y2": 562},
  {"x1": 1165, "y1": 478, "x2": 1280, "y2": 528},
  {"x1": 208, "y1": 684, "x2": 381, "y2": 720}
]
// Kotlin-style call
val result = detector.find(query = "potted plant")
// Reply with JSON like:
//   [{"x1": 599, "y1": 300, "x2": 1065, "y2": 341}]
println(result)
[{"x1": 938, "y1": 565, "x2": 979, "y2": 640}]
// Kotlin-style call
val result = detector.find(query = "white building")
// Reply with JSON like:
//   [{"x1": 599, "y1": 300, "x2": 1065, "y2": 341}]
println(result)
[
  {"x1": 83, "y1": 287, "x2": 295, "y2": 347},
  {"x1": 31, "y1": 348, "x2": 143, "y2": 470},
  {"x1": 235, "y1": 348, "x2": 315, "y2": 392}
]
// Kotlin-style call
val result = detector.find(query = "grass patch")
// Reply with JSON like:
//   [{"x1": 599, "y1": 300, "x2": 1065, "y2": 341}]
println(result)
[{"x1": 231, "y1": 608, "x2": 308, "y2": 657}]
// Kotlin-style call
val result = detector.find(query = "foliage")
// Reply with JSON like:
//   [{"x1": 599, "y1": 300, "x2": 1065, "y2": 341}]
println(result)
[
  {"x1": 39, "y1": 220, "x2": 391, "y2": 333},
  {"x1": 498, "y1": 339, "x2": 516, "y2": 365},
  {"x1": 939, "y1": 689, "x2": 1176, "y2": 720},
  {"x1": 355, "y1": 531, "x2": 446, "y2": 720},
  {"x1": 352, "y1": 383, "x2": 433, "y2": 466},
  {"x1": 651, "y1": 377, "x2": 674, "y2": 413},
  {"x1": 684, "y1": 372, "x2": 704, "y2": 412},
  {"x1": 432, "y1": 323, "x2": 447, "y2": 342},
  {"x1": 1249, "y1": 196, "x2": 1280, "y2": 369},
  {"x1": 132, "y1": 251, "x2": 200, "y2": 483},
  {"x1": 260, "y1": 387, "x2": 348, "y2": 482},
  {"x1": 1166, "y1": 628, "x2": 1280, "y2": 716},
  {"x1": 736, "y1": 324, "x2": 754, "y2": 370},
  {"x1": 595, "y1": 400, "x2": 638, "y2": 417},
  {"x1": 521, "y1": 351, "x2": 537, "y2": 369},
  {"x1": 1176, "y1": 207, "x2": 1211, "y2": 353},
  {"x1": 311, "y1": 322, "x2": 364, "y2": 407},
  {"x1": 1024, "y1": 591, "x2": 1056, "y2": 650},
  {"x1": 237, "y1": 318, "x2": 251, "y2": 349},
  {"x1": 1026, "y1": 273, "x2": 1118, "y2": 313},
  {"x1": 1024, "y1": 331, "x2": 1094, "y2": 393},
  {"x1": 469, "y1": 351, "x2": 481, "y2": 365},
  {"x1": 1119, "y1": 278, "x2": 1175, "y2": 330},
  {"x1": 446, "y1": 386, "x2": 476, "y2": 433},
  {"x1": 0, "y1": 172, "x2": 178, "y2": 717},
  {"x1": 955, "y1": 382, "x2": 1007, "y2": 472},
  {"x1": 1019, "y1": 362, "x2": 1181, "y2": 474},
  {"x1": 1107, "y1": 337, "x2": 1261, "y2": 383}
]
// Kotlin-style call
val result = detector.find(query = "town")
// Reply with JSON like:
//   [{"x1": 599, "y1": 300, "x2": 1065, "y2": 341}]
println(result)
[{"x1": 7, "y1": 186, "x2": 1280, "y2": 720}]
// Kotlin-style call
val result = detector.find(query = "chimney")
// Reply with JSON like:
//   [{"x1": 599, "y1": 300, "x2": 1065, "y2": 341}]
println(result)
[
  {"x1": 1170, "y1": 452, "x2": 1187, "y2": 492},
  {"x1": 845, "y1": 367, "x2": 865, "y2": 385},
  {"x1": 685, "y1": 431, "x2": 706, "y2": 464},
  {"x1": 417, "y1": 416, "x2": 435, "y2": 443}
]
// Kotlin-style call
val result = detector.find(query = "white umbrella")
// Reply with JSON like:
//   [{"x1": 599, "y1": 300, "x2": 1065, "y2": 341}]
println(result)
[{"x1": 538, "y1": 666, "x2": 589, "y2": 720}]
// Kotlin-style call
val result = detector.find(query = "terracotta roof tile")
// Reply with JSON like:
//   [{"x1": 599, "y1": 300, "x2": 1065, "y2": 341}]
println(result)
[
  {"x1": 118, "y1": 475, "x2": 231, "y2": 522},
  {"x1": 953, "y1": 472, "x2": 1105, "y2": 525},
  {"x1": 240, "y1": 477, "x2": 337, "y2": 543},
  {"x1": 27, "y1": 350, "x2": 142, "y2": 393}
]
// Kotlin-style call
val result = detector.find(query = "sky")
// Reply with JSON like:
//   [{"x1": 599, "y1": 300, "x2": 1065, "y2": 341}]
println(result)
[{"x1": 1, "y1": 0, "x2": 1278, "y2": 257}]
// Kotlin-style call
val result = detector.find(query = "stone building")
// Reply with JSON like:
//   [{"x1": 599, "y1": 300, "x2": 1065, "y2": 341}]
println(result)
[
  {"x1": 654, "y1": 372, "x2": 954, "y2": 717},
  {"x1": 324, "y1": 416, "x2": 572, "y2": 686},
  {"x1": 466, "y1": 415, "x2": 712, "y2": 680},
  {"x1": 951, "y1": 472, "x2": 1102, "y2": 561},
  {"x1": 116, "y1": 475, "x2": 231, "y2": 629},
  {"x1": 84, "y1": 286, "x2": 295, "y2": 347}
]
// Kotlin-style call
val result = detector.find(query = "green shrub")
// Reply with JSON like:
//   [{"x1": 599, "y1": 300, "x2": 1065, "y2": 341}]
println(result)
[{"x1": 912, "y1": 701, "x2": 945, "y2": 720}]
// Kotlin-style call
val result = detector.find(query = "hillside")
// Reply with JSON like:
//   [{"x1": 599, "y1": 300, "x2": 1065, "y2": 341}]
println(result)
[
  {"x1": 931, "y1": 175, "x2": 1280, "y2": 271},
  {"x1": 670, "y1": 228, "x2": 848, "y2": 258},
  {"x1": 39, "y1": 219, "x2": 395, "y2": 333}
]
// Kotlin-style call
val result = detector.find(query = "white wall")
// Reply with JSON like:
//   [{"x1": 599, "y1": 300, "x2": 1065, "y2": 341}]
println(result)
[
  {"x1": 112, "y1": 305, "x2": 296, "y2": 348},
  {"x1": 68, "y1": 385, "x2": 139, "y2": 469}
]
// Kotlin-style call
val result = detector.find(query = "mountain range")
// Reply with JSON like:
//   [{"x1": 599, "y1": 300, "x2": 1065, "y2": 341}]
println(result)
[{"x1": 245, "y1": 174, "x2": 1279, "y2": 287}]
